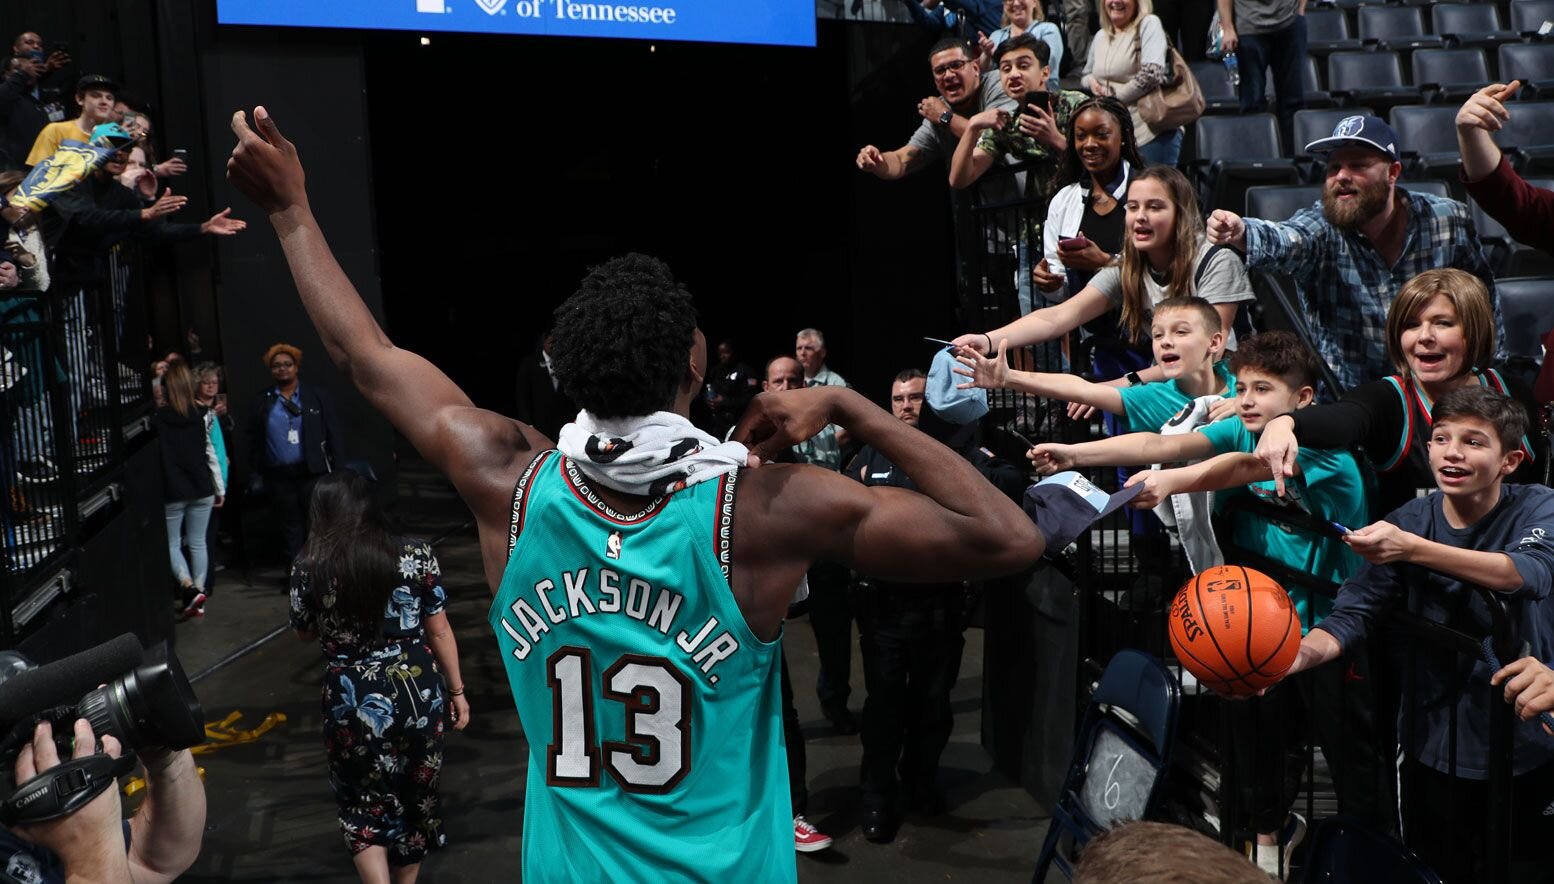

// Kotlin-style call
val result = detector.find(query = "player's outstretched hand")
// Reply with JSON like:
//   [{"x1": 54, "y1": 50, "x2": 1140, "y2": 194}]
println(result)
[
  {"x1": 732, "y1": 387, "x2": 847, "y2": 465},
  {"x1": 228, "y1": 106, "x2": 306, "y2": 215},
  {"x1": 1492, "y1": 656, "x2": 1554, "y2": 735}
]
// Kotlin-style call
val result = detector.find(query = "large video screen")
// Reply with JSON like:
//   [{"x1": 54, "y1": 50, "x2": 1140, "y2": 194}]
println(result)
[{"x1": 215, "y1": 0, "x2": 816, "y2": 48}]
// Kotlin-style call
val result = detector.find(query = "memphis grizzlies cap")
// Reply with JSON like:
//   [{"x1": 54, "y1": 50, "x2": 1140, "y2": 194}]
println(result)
[
  {"x1": 1303, "y1": 114, "x2": 1401, "y2": 162},
  {"x1": 1023, "y1": 471, "x2": 1143, "y2": 557}
]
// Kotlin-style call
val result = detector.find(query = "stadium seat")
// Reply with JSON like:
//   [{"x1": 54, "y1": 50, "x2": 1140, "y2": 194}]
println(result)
[
  {"x1": 1411, "y1": 47, "x2": 1492, "y2": 103},
  {"x1": 1293, "y1": 107, "x2": 1376, "y2": 179},
  {"x1": 1431, "y1": 3, "x2": 1520, "y2": 56},
  {"x1": 1492, "y1": 278, "x2": 1554, "y2": 368},
  {"x1": 1392, "y1": 105, "x2": 1469, "y2": 183},
  {"x1": 1511, "y1": 0, "x2": 1554, "y2": 35},
  {"x1": 1191, "y1": 114, "x2": 1301, "y2": 214},
  {"x1": 1249, "y1": 271, "x2": 1348, "y2": 397},
  {"x1": 1497, "y1": 100, "x2": 1554, "y2": 173},
  {"x1": 1400, "y1": 179, "x2": 1452, "y2": 200},
  {"x1": 1270, "y1": 57, "x2": 1334, "y2": 111},
  {"x1": 1328, "y1": 51, "x2": 1420, "y2": 116},
  {"x1": 1190, "y1": 61, "x2": 1241, "y2": 115},
  {"x1": 1245, "y1": 184, "x2": 1322, "y2": 221},
  {"x1": 1472, "y1": 196, "x2": 1554, "y2": 276},
  {"x1": 1357, "y1": 6, "x2": 1445, "y2": 51},
  {"x1": 1304, "y1": 7, "x2": 1364, "y2": 56},
  {"x1": 1301, "y1": 817, "x2": 1444, "y2": 884},
  {"x1": 1499, "y1": 43, "x2": 1554, "y2": 99},
  {"x1": 1031, "y1": 649, "x2": 1180, "y2": 884}
]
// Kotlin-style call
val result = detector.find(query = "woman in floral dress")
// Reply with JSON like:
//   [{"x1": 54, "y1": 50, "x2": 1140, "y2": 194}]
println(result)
[{"x1": 289, "y1": 471, "x2": 470, "y2": 883}]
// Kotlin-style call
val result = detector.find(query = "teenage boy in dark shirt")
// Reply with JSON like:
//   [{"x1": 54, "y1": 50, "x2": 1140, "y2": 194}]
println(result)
[{"x1": 1284, "y1": 386, "x2": 1554, "y2": 884}]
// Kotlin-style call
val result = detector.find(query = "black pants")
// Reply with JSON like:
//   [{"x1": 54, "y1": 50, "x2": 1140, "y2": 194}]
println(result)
[
  {"x1": 265, "y1": 465, "x2": 319, "y2": 562},
  {"x1": 856, "y1": 582, "x2": 969, "y2": 810},
  {"x1": 1228, "y1": 648, "x2": 1395, "y2": 837},
  {"x1": 1401, "y1": 758, "x2": 1554, "y2": 884},
  {"x1": 1154, "y1": 0, "x2": 1215, "y2": 60},
  {"x1": 780, "y1": 647, "x2": 807, "y2": 816},
  {"x1": 1237, "y1": 16, "x2": 1309, "y2": 156},
  {"x1": 808, "y1": 561, "x2": 855, "y2": 712}
]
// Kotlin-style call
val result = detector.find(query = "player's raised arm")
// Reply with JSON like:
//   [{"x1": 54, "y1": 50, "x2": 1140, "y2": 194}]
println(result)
[
  {"x1": 734, "y1": 387, "x2": 1041, "y2": 593},
  {"x1": 226, "y1": 107, "x2": 534, "y2": 525}
]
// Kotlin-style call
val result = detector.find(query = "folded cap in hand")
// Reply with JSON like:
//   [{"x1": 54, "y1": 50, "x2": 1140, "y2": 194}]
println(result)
[{"x1": 926, "y1": 346, "x2": 987, "y2": 425}]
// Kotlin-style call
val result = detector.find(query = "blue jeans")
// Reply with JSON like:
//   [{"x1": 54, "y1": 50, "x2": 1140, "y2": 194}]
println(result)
[
  {"x1": 1138, "y1": 128, "x2": 1183, "y2": 167},
  {"x1": 165, "y1": 496, "x2": 215, "y2": 589},
  {"x1": 1239, "y1": 15, "x2": 1308, "y2": 156}
]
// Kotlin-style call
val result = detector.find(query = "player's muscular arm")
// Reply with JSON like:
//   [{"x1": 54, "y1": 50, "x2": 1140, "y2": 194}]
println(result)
[
  {"x1": 227, "y1": 106, "x2": 539, "y2": 552},
  {"x1": 732, "y1": 388, "x2": 1041, "y2": 637}
]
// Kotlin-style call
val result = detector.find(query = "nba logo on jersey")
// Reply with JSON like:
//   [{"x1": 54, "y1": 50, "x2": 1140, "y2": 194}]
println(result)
[{"x1": 605, "y1": 530, "x2": 622, "y2": 560}]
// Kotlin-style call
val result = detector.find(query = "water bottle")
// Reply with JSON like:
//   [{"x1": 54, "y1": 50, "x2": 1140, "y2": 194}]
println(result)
[{"x1": 1224, "y1": 52, "x2": 1240, "y2": 90}]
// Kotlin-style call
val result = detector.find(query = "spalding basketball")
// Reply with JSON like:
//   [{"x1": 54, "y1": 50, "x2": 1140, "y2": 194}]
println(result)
[{"x1": 1168, "y1": 565, "x2": 1302, "y2": 696}]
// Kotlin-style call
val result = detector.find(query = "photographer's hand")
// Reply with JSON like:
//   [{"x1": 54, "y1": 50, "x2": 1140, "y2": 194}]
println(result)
[{"x1": 13, "y1": 720, "x2": 133, "y2": 884}]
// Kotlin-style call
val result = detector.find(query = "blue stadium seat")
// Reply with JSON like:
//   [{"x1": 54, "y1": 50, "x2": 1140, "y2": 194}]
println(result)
[
  {"x1": 1496, "y1": 100, "x2": 1554, "y2": 173},
  {"x1": 1192, "y1": 114, "x2": 1302, "y2": 214},
  {"x1": 1304, "y1": 7, "x2": 1364, "y2": 56},
  {"x1": 1190, "y1": 60, "x2": 1240, "y2": 115},
  {"x1": 1431, "y1": 3, "x2": 1520, "y2": 56},
  {"x1": 1471, "y1": 183, "x2": 1554, "y2": 276},
  {"x1": 1245, "y1": 184, "x2": 1322, "y2": 221},
  {"x1": 1392, "y1": 105, "x2": 1469, "y2": 183},
  {"x1": 1511, "y1": 0, "x2": 1554, "y2": 35},
  {"x1": 1328, "y1": 51, "x2": 1422, "y2": 116},
  {"x1": 1357, "y1": 6, "x2": 1444, "y2": 51},
  {"x1": 1491, "y1": 277, "x2": 1554, "y2": 365},
  {"x1": 1500, "y1": 43, "x2": 1554, "y2": 100},
  {"x1": 1411, "y1": 47, "x2": 1492, "y2": 103}
]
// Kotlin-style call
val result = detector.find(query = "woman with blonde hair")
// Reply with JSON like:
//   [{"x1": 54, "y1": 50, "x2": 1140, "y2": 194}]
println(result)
[
  {"x1": 1255, "y1": 268, "x2": 1545, "y2": 516},
  {"x1": 154, "y1": 360, "x2": 224, "y2": 618},
  {"x1": 1080, "y1": 0, "x2": 1182, "y2": 166}
]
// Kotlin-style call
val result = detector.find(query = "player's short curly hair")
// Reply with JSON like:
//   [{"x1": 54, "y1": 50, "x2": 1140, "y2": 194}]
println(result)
[{"x1": 549, "y1": 253, "x2": 698, "y2": 419}]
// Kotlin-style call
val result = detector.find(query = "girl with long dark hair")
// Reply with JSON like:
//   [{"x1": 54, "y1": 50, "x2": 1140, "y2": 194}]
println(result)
[{"x1": 289, "y1": 471, "x2": 469, "y2": 884}]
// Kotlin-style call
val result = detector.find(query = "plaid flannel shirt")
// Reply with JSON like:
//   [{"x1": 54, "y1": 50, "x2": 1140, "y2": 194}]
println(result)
[{"x1": 1242, "y1": 189, "x2": 1503, "y2": 392}]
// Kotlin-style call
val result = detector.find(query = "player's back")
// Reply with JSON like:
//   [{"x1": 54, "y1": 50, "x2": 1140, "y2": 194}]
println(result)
[{"x1": 488, "y1": 451, "x2": 792, "y2": 883}]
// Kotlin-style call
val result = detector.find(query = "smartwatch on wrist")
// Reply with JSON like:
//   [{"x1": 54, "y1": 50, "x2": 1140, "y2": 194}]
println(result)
[
  {"x1": 1125, "y1": 371, "x2": 1144, "y2": 387},
  {"x1": 937, "y1": 108, "x2": 953, "y2": 126}
]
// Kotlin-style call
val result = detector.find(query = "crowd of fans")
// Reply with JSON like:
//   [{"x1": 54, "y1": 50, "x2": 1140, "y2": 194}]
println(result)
[
  {"x1": 845, "y1": 2, "x2": 1554, "y2": 877},
  {"x1": 10, "y1": 5, "x2": 1554, "y2": 881}
]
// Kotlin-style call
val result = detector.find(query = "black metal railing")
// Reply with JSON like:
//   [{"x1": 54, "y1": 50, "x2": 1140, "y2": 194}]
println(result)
[{"x1": 1, "y1": 245, "x2": 154, "y2": 643}]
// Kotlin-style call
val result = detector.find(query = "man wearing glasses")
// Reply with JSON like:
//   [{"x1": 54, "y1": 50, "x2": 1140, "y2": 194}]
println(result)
[{"x1": 854, "y1": 37, "x2": 1015, "y2": 184}]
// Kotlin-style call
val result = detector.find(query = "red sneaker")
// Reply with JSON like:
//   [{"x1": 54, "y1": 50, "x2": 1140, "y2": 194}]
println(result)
[{"x1": 793, "y1": 815, "x2": 832, "y2": 853}]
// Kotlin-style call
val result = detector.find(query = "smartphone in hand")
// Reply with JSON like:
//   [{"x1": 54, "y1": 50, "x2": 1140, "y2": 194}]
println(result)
[
  {"x1": 1023, "y1": 91, "x2": 1052, "y2": 115},
  {"x1": 1058, "y1": 236, "x2": 1092, "y2": 250}
]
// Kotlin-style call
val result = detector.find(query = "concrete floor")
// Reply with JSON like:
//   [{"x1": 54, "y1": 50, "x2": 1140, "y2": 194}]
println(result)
[{"x1": 167, "y1": 461, "x2": 1050, "y2": 882}]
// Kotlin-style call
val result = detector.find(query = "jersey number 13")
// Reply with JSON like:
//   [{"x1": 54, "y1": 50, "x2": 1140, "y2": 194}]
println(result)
[{"x1": 546, "y1": 646, "x2": 692, "y2": 793}]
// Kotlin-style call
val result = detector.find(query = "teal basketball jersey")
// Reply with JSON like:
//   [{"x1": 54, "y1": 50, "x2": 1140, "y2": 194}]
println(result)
[{"x1": 488, "y1": 451, "x2": 793, "y2": 883}]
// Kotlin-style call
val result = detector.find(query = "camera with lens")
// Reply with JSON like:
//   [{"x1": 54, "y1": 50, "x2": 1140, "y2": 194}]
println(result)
[{"x1": 0, "y1": 635, "x2": 203, "y2": 825}]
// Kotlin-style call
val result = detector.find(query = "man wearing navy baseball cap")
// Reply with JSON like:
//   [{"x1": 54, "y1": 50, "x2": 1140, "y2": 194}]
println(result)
[{"x1": 1205, "y1": 113, "x2": 1501, "y2": 393}]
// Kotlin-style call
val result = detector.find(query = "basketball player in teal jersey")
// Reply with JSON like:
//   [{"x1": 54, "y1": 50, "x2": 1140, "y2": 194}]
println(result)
[{"x1": 226, "y1": 107, "x2": 1043, "y2": 882}]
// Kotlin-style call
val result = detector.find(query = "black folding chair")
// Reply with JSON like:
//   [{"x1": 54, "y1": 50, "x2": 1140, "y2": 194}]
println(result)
[
  {"x1": 1497, "y1": 100, "x2": 1554, "y2": 174},
  {"x1": 1410, "y1": 47, "x2": 1491, "y2": 103},
  {"x1": 1500, "y1": 43, "x2": 1554, "y2": 100},
  {"x1": 1245, "y1": 184, "x2": 1323, "y2": 221},
  {"x1": 1357, "y1": 5, "x2": 1444, "y2": 51},
  {"x1": 1031, "y1": 649, "x2": 1182, "y2": 883},
  {"x1": 1431, "y1": 3, "x2": 1520, "y2": 57},
  {"x1": 1511, "y1": 0, "x2": 1554, "y2": 35},
  {"x1": 1328, "y1": 51, "x2": 1420, "y2": 116},
  {"x1": 1491, "y1": 277, "x2": 1554, "y2": 388}
]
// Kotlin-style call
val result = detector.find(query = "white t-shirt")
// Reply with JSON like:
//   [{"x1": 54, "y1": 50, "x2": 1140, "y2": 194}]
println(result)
[{"x1": 1088, "y1": 239, "x2": 1256, "y2": 348}]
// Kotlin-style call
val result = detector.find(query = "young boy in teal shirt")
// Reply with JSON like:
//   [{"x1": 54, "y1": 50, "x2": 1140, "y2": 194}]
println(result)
[
  {"x1": 1030, "y1": 330, "x2": 1383, "y2": 873},
  {"x1": 955, "y1": 296, "x2": 1236, "y2": 434}
]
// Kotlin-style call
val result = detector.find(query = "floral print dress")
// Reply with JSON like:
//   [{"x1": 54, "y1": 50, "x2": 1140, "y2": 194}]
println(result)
[{"x1": 289, "y1": 540, "x2": 450, "y2": 866}]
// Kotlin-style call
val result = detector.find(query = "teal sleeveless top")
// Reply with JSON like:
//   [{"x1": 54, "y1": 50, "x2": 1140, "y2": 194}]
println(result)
[{"x1": 488, "y1": 451, "x2": 793, "y2": 883}]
